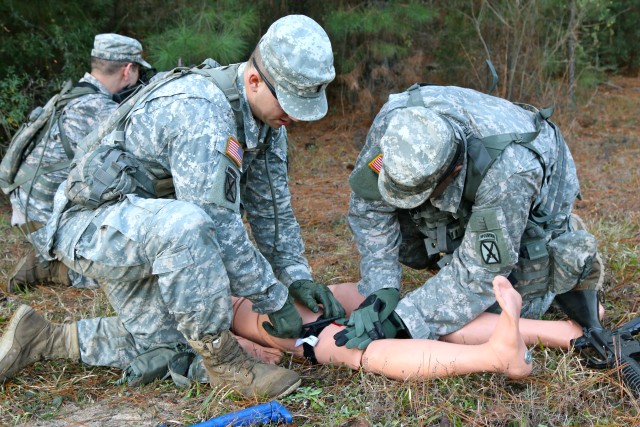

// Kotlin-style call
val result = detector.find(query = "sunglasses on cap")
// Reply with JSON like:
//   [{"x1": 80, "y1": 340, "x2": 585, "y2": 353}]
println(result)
[{"x1": 252, "y1": 57, "x2": 278, "y2": 100}]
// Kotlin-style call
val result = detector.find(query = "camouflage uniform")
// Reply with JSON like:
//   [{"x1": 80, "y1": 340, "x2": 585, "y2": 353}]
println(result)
[
  {"x1": 32, "y1": 50, "x2": 332, "y2": 368},
  {"x1": 11, "y1": 33, "x2": 150, "y2": 227},
  {"x1": 348, "y1": 85, "x2": 600, "y2": 340},
  {"x1": 0, "y1": 19, "x2": 334, "y2": 400},
  {"x1": 10, "y1": 73, "x2": 116, "y2": 226},
  {"x1": 9, "y1": 34, "x2": 150, "y2": 289}
]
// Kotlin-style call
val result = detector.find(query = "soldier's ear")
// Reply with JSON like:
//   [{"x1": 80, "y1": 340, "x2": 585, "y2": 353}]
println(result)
[
  {"x1": 123, "y1": 63, "x2": 136, "y2": 81},
  {"x1": 247, "y1": 70, "x2": 261, "y2": 92}
]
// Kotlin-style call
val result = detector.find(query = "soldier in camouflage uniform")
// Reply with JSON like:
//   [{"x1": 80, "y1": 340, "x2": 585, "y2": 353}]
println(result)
[
  {"x1": 0, "y1": 15, "x2": 344, "y2": 399},
  {"x1": 7, "y1": 33, "x2": 151, "y2": 292},
  {"x1": 334, "y1": 84, "x2": 603, "y2": 350}
]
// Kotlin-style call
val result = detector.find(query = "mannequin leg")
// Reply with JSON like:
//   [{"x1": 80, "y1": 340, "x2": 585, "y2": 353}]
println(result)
[
  {"x1": 231, "y1": 298, "x2": 304, "y2": 358},
  {"x1": 229, "y1": 296, "x2": 372, "y2": 371},
  {"x1": 230, "y1": 332, "x2": 284, "y2": 364},
  {"x1": 327, "y1": 283, "x2": 366, "y2": 312},
  {"x1": 230, "y1": 283, "x2": 365, "y2": 359},
  {"x1": 231, "y1": 277, "x2": 533, "y2": 380},
  {"x1": 442, "y1": 313, "x2": 583, "y2": 349},
  {"x1": 327, "y1": 283, "x2": 589, "y2": 349},
  {"x1": 349, "y1": 276, "x2": 532, "y2": 380}
]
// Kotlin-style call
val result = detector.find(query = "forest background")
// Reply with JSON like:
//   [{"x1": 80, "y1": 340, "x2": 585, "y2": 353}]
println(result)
[
  {"x1": 2, "y1": 0, "x2": 639, "y2": 140},
  {"x1": 0, "y1": 0, "x2": 639, "y2": 426}
]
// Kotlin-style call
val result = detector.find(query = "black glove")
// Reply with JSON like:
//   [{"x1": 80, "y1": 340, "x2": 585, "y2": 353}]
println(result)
[
  {"x1": 262, "y1": 297, "x2": 302, "y2": 338},
  {"x1": 288, "y1": 279, "x2": 346, "y2": 318},
  {"x1": 333, "y1": 288, "x2": 400, "y2": 349},
  {"x1": 333, "y1": 312, "x2": 406, "y2": 350},
  {"x1": 347, "y1": 288, "x2": 399, "y2": 336}
]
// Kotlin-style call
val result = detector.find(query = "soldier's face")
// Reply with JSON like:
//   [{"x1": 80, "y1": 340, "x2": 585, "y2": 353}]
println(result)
[{"x1": 248, "y1": 70, "x2": 298, "y2": 129}]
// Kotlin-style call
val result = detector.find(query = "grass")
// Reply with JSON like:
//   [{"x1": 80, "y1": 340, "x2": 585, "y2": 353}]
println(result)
[{"x1": 0, "y1": 75, "x2": 639, "y2": 426}]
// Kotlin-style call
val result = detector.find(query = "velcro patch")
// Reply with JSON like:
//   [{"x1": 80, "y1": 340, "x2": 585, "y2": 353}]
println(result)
[
  {"x1": 225, "y1": 136, "x2": 243, "y2": 168},
  {"x1": 224, "y1": 167, "x2": 238, "y2": 203},
  {"x1": 368, "y1": 153, "x2": 383, "y2": 174},
  {"x1": 468, "y1": 207, "x2": 514, "y2": 270},
  {"x1": 479, "y1": 232, "x2": 501, "y2": 264}
]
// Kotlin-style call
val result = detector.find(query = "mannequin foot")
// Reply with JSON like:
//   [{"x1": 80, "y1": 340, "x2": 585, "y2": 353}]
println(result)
[
  {"x1": 488, "y1": 276, "x2": 533, "y2": 379},
  {"x1": 563, "y1": 320, "x2": 585, "y2": 348}
]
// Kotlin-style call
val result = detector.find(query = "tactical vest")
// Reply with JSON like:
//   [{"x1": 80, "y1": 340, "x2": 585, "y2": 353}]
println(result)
[
  {"x1": 66, "y1": 61, "x2": 244, "y2": 208},
  {"x1": 0, "y1": 81, "x2": 98, "y2": 195},
  {"x1": 350, "y1": 84, "x2": 568, "y2": 279}
]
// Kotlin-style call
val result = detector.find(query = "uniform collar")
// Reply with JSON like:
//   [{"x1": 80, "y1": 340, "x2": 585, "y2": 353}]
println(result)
[{"x1": 80, "y1": 72, "x2": 112, "y2": 97}]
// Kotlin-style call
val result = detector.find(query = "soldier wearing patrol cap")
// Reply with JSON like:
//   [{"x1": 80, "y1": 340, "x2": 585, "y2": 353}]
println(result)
[
  {"x1": 7, "y1": 33, "x2": 151, "y2": 292},
  {"x1": 335, "y1": 84, "x2": 604, "y2": 350},
  {"x1": 0, "y1": 15, "x2": 343, "y2": 399},
  {"x1": 91, "y1": 33, "x2": 152, "y2": 69}
]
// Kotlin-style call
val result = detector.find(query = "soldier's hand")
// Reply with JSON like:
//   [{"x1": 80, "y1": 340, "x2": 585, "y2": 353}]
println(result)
[
  {"x1": 333, "y1": 288, "x2": 400, "y2": 348},
  {"x1": 333, "y1": 312, "x2": 406, "y2": 350},
  {"x1": 289, "y1": 279, "x2": 346, "y2": 319},
  {"x1": 262, "y1": 298, "x2": 303, "y2": 338}
]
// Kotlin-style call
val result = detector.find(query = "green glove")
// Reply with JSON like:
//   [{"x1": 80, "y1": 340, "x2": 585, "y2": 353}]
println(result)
[
  {"x1": 262, "y1": 297, "x2": 302, "y2": 339},
  {"x1": 333, "y1": 288, "x2": 400, "y2": 348},
  {"x1": 288, "y1": 279, "x2": 346, "y2": 319},
  {"x1": 333, "y1": 312, "x2": 406, "y2": 350}
]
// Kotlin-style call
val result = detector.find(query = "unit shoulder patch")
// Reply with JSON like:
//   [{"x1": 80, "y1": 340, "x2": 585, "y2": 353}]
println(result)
[
  {"x1": 479, "y1": 232, "x2": 501, "y2": 264},
  {"x1": 224, "y1": 166, "x2": 238, "y2": 203},
  {"x1": 468, "y1": 207, "x2": 514, "y2": 270}
]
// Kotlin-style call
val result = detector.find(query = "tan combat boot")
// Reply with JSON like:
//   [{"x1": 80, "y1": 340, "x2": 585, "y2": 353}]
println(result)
[
  {"x1": 6, "y1": 249, "x2": 71, "y2": 292},
  {"x1": 188, "y1": 330, "x2": 300, "y2": 398},
  {"x1": 0, "y1": 305, "x2": 80, "y2": 383}
]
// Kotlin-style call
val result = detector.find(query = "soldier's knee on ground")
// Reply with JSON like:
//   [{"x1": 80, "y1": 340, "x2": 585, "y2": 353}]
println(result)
[
  {"x1": 569, "y1": 214, "x2": 604, "y2": 292},
  {"x1": 553, "y1": 214, "x2": 604, "y2": 327},
  {"x1": 6, "y1": 249, "x2": 71, "y2": 293}
]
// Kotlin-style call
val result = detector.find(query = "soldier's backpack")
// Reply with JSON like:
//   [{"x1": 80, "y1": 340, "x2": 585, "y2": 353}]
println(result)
[
  {"x1": 65, "y1": 59, "x2": 242, "y2": 209},
  {"x1": 0, "y1": 81, "x2": 98, "y2": 195}
]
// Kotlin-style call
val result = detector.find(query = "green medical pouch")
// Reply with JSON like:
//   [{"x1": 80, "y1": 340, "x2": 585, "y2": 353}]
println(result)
[{"x1": 118, "y1": 345, "x2": 184, "y2": 387}]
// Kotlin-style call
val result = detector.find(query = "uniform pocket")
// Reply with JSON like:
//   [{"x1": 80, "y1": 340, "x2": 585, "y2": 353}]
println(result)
[
  {"x1": 152, "y1": 246, "x2": 194, "y2": 275},
  {"x1": 547, "y1": 230, "x2": 597, "y2": 293}
]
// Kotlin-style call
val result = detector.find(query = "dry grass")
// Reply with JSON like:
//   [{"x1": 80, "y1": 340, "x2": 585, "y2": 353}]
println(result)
[{"x1": 0, "y1": 76, "x2": 639, "y2": 426}]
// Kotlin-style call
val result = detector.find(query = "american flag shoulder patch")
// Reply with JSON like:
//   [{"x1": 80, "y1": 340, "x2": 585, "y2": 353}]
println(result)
[
  {"x1": 225, "y1": 136, "x2": 243, "y2": 168},
  {"x1": 368, "y1": 153, "x2": 383, "y2": 174}
]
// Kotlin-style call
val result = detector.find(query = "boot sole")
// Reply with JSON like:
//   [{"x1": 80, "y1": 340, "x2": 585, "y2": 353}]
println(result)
[
  {"x1": 273, "y1": 377, "x2": 302, "y2": 399},
  {"x1": 0, "y1": 305, "x2": 33, "y2": 381}
]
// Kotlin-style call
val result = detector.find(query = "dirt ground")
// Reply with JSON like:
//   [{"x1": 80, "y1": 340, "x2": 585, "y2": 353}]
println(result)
[
  {"x1": 0, "y1": 75, "x2": 638, "y2": 426},
  {"x1": 566, "y1": 77, "x2": 640, "y2": 225}
]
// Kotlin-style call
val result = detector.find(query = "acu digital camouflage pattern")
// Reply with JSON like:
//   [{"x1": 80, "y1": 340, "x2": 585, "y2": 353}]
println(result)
[
  {"x1": 377, "y1": 106, "x2": 458, "y2": 209},
  {"x1": 32, "y1": 62, "x2": 314, "y2": 368},
  {"x1": 349, "y1": 85, "x2": 598, "y2": 340},
  {"x1": 10, "y1": 74, "x2": 117, "y2": 226},
  {"x1": 91, "y1": 33, "x2": 151, "y2": 68},
  {"x1": 259, "y1": 15, "x2": 335, "y2": 121}
]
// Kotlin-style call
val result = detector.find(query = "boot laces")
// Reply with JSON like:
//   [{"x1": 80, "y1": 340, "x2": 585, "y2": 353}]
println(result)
[{"x1": 204, "y1": 333, "x2": 257, "y2": 376}]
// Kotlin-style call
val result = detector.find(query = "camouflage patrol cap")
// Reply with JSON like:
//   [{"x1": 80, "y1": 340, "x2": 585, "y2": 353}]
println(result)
[
  {"x1": 91, "y1": 33, "x2": 152, "y2": 68},
  {"x1": 258, "y1": 15, "x2": 335, "y2": 121},
  {"x1": 378, "y1": 107, "x2": 458, "y2": 209}
]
